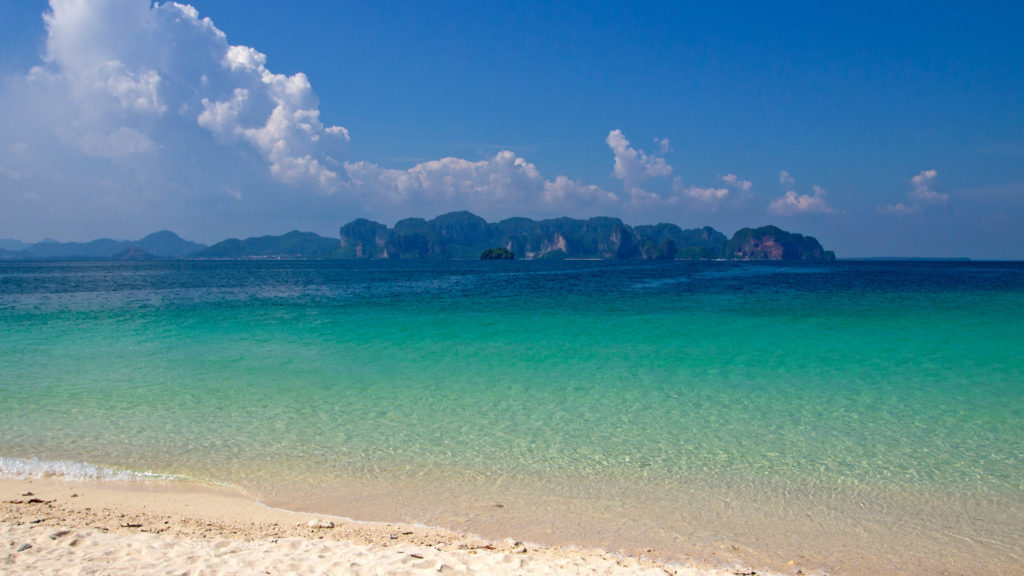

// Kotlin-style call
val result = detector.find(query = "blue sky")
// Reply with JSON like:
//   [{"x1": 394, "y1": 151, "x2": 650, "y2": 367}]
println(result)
[{"x1": 1, "y1": 0, "x2": 1022, "y2": 257}]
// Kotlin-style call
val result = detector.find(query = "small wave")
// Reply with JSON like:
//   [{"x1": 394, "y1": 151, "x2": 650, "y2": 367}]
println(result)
[
  {"x1": 0, "y1": 455, "x2": 177, "y2": 482},
  {"x1": 631, "y1": 276, "x2": 693, "y2": 290}
]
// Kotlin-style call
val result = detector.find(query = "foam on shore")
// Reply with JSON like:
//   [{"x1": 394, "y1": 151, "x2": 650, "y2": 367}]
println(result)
[{"x1": 0, "y1": 455, "x2": 177, "y2": 483}]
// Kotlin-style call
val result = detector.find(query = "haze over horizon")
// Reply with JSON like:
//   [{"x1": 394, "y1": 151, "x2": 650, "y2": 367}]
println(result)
[{"x1": 1, "y1": 1, "x2": 1022, "y2": 258}]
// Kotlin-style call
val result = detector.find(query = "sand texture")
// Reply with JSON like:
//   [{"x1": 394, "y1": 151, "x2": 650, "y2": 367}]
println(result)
[{"x1": 0, "y1": 478, "x2": 760, "y2": 576}]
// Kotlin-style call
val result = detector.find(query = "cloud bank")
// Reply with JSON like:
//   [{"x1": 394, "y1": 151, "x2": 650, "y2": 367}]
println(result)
[{"x1": 342, "y1": 152, "x2": 620, "y2": 216}]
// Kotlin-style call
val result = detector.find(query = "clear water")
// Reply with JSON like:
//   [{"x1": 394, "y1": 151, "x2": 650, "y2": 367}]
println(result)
[{"x1": 2, "y1": 260, "x2": 1022, "y2": 574}]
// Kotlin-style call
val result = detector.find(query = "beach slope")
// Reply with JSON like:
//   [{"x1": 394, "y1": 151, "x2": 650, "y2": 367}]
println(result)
[{"x1": 1, "y1": 478, "x2": 750, "y2": 576}]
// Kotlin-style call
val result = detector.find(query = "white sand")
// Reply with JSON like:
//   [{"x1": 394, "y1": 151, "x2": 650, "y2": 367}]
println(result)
[{"x1": 1, "y1": 478, "x2": 756, "y2": 575}]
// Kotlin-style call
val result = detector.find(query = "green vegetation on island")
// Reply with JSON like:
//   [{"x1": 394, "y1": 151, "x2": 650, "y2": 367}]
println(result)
[{"x1": 480, "y1": 247, "x2": 514, "y2": 260}]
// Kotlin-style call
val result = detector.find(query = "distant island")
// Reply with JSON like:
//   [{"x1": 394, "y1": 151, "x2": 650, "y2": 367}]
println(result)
[
  {"x1": 337, "y1": 212, "x2": 833, "y2": 261},
  {"x1": 0, "y1": 211, "x2": 835, "y2": 261},
  {"x1": 480, "y1": 247, "x2": 515, "y2": 260}
]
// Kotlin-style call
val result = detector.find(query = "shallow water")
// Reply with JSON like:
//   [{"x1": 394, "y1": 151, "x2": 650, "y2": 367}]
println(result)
[{"x1": 2, "y1": 260, "x2": 1022, "y2": 574}]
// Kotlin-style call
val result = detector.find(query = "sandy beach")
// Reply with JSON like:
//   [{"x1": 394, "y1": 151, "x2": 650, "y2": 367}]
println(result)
[{"x1": 0, "y1": 477, "x2": 769, "y2": 576}]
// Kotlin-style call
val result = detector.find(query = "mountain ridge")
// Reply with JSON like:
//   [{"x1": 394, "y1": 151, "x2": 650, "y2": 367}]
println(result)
[
  {"x1": 0, "y1": 213, "x2": 835, "y2": 261},
  {"x1": 2, "y1": 231, "x2": 207, "y2": 260}
]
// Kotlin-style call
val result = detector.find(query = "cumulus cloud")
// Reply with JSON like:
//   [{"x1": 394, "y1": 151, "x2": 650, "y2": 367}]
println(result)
[
  {"x1": 602, "y1": 129, "x2": 704, "y2": 214},
  {"x1": 189, "y1": 15, "x2": 348, "y2": 192},
  {"x1": 41, "y1": 0, "x2": 167, "y2": 115},
  {"x1": 779, "y1": 170, "x2": 795, "y2": 186},
  {"x1": 606, "y1": 129, "x2": 672, "y2": 190},
  {"x1": 909, "y1": 169, "x2": 947, "y2": 203},
  {"x1": 770, "y1": 184, "x2": 835, "y2": 215},
  {"x1": 684, "y1": 186, "x2": 730, "y2": 202},
  {"x1": 343, "y1": 151, "x2": 619, "y2": 216},
  {"x1": 654, "y1": 137, "x2": 671, "y2": 155},
  {"x1": 880, "y1": 169, "x2": 947, "y2": 215},
  {"x1": 14, "y1": 0, "x2": 347, "y2": 193},
  {"x1": 720, "y1": 173, "x2": 752, "y2": 192},
  {"x1": 598, "y1": 130, "x2": 760, "y2": 214}
]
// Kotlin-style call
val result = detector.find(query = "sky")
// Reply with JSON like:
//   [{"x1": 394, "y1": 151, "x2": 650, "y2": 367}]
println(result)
[{"x1": 0, "y1": 1, "x2": 1022, "y2": 258}]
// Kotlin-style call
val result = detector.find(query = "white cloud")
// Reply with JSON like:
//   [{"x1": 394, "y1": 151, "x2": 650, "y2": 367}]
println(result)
[
  {"x1": 770, "y1": 185, "x2": 834, "y2": 215},
  {"x1": 542, "y1": 174, "x2": 618, "y2": 205},
  {"x1": 189, "y1": 15, "x2": 347, "y2": 193},
  {"x1": 654, "y1": 137, "x2": 671, "y2": 155},
  {"x1": 642, "y1": 175, "x2": 727, "y2": 213},
  {"x1": 602, "y1": 129, "x2": 692, "y2": 213},
  {"x1": 685, "y1": 186, "x2": 730, "y2": 202},
  {"x1": 600, "y1": 131, "x2": 757, "y2": 214},
  {"x1": 911, "y1": 168, "x2": 936, "y2": 187},
  {"x1": 909, "y1": 169, "x2": 947, "y2": 204},
  {"x1": 779, "y1": 169, "x2": 795, "y2": 186},
  {"x1": 720, "y1": 173, "x2": 752, "y2": 192},
  {"x1": 879, "y1": 202, "x2": 916, "y2": 215},
  {"x1": 325, "y1": 125, "x2": 350, "y2": 140},
  {"x1": 15, "y1": 0, "x2": 348, "y2": 195},
  {"x1": 628, "y1": 187, "x2": 671, "y2": 209},
  {"x1": 95, "y1": 61, "x2": 165, "y2": 114},
  {"x1": 224, "y1": 45, "x2": 266, "y2": 72},
  {"x1": 41, "y1": 0, "x2": 167, "y2": 115},
  {"x1": 879, "y1": 169, "x2": 947, "y2": 215},
  {"x1": 606, "y1": 129, "x2": 672, "y2": 190},
  {"x1": 198, "y1": 88, "x2": 249, "y2": 133},
  {"x1": 343, "y1": 150, "x2": 618, "y2": 217},
  {"x1": 238, "y1": 104, "x2": 344, "y2": 192}
]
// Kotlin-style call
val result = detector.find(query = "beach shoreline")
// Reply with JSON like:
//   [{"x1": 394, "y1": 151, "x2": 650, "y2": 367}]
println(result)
[
  {"x1": 5, "y1": 261, "x2": 1022, "y2": 575},
  {"x1": 0, "y1": 476, "x2": 766, "y2": 576}
]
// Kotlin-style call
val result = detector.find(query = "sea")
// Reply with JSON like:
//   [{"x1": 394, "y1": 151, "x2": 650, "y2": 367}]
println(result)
[{"x1": 1, "y1": 259, "x2": 1022, "y2": 575}]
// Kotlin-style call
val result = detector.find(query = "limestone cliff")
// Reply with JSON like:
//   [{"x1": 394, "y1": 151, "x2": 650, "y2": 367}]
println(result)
[{"x1": 725, "y1": 225, "x2": 835, "y2": 261}]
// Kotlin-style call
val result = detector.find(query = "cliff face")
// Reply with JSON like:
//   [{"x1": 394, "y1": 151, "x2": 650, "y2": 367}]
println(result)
[
  {"x1": 338, "y1": 212, "x2": 735, "y2": 260},
  {"x1": 338, "y1": 219, "x2": 389, "y2": 259},
  {"x1": 725, "y1": 225, "x2": 835, "y2": 261},
  {"x1": 633, "y1": 224, "x2": 726, "y2": 260}
]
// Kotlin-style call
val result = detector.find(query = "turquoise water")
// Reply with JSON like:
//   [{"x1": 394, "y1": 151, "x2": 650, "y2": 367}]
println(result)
[{"x1": 2, "y1": 260, "x2": 1023, "y2": 574}]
